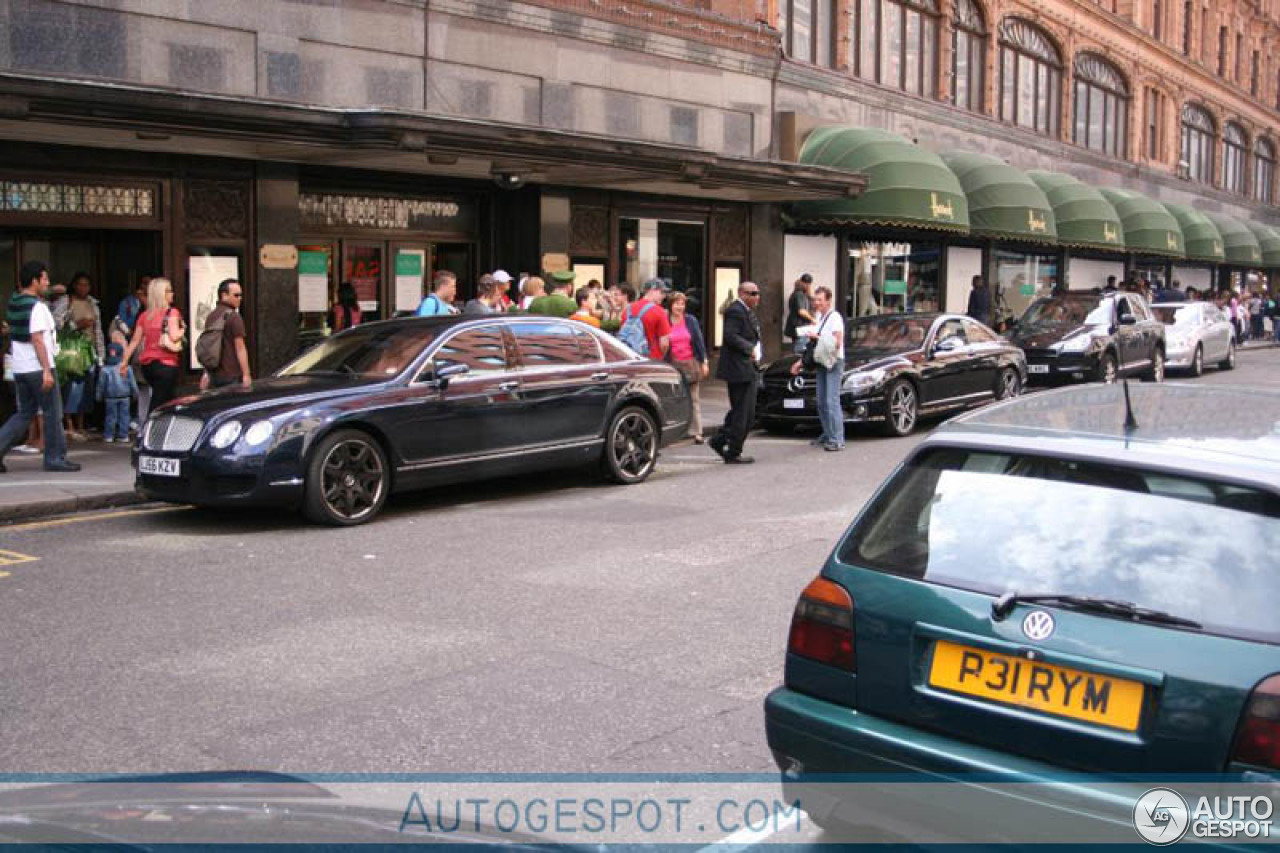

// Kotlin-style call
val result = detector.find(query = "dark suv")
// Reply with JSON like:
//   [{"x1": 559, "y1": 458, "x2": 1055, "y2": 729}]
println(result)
[{"x1": 1008, "y1": 291, "x2": 1165, "y2": 384}]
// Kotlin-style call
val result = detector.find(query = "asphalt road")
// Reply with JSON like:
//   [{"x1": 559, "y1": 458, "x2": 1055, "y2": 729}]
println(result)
[{"x1": 1, "y1": 346, "x2": 1277, "y2": 778}]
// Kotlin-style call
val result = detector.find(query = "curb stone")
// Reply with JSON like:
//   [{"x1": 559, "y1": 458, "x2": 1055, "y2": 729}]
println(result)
[{"x1": 0, "y1": 489, "x2": 148, "y2": 525}]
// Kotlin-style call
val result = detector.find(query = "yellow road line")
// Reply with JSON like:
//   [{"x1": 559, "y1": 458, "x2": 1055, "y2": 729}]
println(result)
[
  {"x1": 2, "y1": 505, "x2": 191, "y2": 534},
  {"x1": 0, "y1": 550, "x2": 38, "y2": 566}
]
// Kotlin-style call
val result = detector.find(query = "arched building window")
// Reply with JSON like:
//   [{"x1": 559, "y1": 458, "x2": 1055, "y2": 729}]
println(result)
[
  {"x1": 1072, "y1": 53, "x2": 1129, "y2": 158},
  {"x1": 1222, "y1": 122, "x2": 1248, "y2": 194},
  {"x1": 1254, "y1": 137, "x2": 1275, "y2": 204},
  {"x1": 1180, "y1": 103, "x2": 1215, "y2": 184},
  {"x1": 853, "y1": 0, "x2": 940, "y2": 97},
  {"x1": 952, "y1": 0, "x2": 986, "y2": 112},
  {"x1": 999, "y1": 18, "x2": 1062, "y2": 137}
]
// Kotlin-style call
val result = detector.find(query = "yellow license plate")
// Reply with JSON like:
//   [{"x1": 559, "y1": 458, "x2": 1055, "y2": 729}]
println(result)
[{"x1": 928, "y1": 640, "x2": 1145, "y2": 731}]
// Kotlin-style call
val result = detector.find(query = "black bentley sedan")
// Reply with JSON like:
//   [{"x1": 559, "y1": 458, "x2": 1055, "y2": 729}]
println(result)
[
  {"x1": 1008, "y1": 291, "x2": 1167, "y2": 384},
  {"x1": 758, "y1": 313, "x2": 1026, "y2": 436},
  {"x1": 134, "y1": 316, "x2": 691, "y2": 525}
]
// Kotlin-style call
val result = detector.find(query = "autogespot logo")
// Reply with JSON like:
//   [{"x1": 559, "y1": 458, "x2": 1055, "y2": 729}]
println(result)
[{"x1": 1134, "y1": 788, "x2": 1191, "y2": 845}]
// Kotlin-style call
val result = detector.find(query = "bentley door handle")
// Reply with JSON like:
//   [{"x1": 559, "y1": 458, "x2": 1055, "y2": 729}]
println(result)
[
  {"x1": 590, "y1": 372, "x2": 610, "y2": 381},
  {"x1": 497, "y1": 381, "x2": 519, "y2": 392}
]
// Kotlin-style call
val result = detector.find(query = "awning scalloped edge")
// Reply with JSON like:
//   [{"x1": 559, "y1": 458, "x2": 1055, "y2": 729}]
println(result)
[{"x1": 785, "y1": 215, "x2": 970, "y2": 234}]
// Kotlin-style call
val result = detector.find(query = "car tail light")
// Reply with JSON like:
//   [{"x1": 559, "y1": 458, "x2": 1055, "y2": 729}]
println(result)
[
  {"x1": 787, "y1": 576, "x2": 855, "y2": 671},
  {"x1": 1231, "y1": 674, "x2": 1280, "y2": 769}
]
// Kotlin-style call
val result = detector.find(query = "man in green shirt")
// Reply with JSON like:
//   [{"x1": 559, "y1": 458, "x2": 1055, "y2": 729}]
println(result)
[{"x1": 527, "y1": 270, "x2": 577, "y2": 318}]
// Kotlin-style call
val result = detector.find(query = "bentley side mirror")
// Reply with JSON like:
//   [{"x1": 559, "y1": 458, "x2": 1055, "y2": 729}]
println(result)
[{"x1": 433, "y1": 362, "x2": 470, "y2": 391}]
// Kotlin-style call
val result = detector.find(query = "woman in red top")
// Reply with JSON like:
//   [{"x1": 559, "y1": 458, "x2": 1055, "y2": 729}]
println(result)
[
  {"x1": 666, "y1": 291, "x2": 709, "y2": 443},
  {"x1": 329, "y1": 282, "x2": 363, "y2": 332},
  {"x1": 121, "y1": 277, "x2": 184, "y2": 410}
]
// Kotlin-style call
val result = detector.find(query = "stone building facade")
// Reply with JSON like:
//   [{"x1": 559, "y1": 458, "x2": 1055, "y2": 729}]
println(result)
[{"x1": 0, "y1": 0, "x2": 1275, "y2": 371}]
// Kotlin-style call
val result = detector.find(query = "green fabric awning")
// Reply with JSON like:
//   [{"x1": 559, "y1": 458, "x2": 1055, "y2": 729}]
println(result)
[
  {"x1": 941, "y1": 153, "x2": 1057, "y2": 243},
  {"x1": 1243, "y1": 221, "x2": 1280, "y2": 268},
  {"x1": 1204, "y1": 212, "x2": 1263, "y2": 265},
  {"x1": 1160, "y1": 202, "x2": 1225, "y2": 264},
  {"x1": 1098, "y1": 189, "x2": 1185, "y2": 258},
  {"x1": 791, "y1": 127, "x2": 970, "y2": 232},
  {"x1": 1026, "y1": 170, "x2": 1124, "y2": 252}
]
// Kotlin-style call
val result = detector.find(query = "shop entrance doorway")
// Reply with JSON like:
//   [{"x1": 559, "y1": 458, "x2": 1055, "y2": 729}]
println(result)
[
  {"x1": 0, "y1": 228, "x2": 160, "y2": 324},
  {"x1": 618, "y1": 218, "x2": 706, "y2": 325}
]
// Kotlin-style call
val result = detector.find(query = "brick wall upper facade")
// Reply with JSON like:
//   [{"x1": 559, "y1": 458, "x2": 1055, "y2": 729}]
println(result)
[{"x1": 770, "y1": 0, "x2": 1280, "y2": 211}]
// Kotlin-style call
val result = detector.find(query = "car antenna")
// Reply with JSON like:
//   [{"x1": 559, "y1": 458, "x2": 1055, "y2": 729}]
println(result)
[{"x1": 1122, "y1": 378, "x2": 1139, "y2": 432}]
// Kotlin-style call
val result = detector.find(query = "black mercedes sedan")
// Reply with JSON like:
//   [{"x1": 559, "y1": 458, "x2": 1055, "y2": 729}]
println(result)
[
  {"x1": 134, "y1": 316, "x2": 691, "y2": 525},
  {"x1": 1007, "y1": 291, "x2": 1167, "y2": 384},
  {"x1": 757, "y1": 313, "x2": 1026, "y2": 436}
]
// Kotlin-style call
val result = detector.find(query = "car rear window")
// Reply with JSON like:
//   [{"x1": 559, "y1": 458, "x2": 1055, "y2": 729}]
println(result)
[{"x1": 838, "y1": 448, "x2": 1280, "y2": 644}]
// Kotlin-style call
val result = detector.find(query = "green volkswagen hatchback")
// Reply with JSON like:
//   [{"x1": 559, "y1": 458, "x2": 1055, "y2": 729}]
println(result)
[{"x1": 765, "y1": 383, "x2": 1279, "y2": 841}]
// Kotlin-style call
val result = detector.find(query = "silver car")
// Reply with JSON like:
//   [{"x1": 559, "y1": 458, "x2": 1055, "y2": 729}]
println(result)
[{"x1": 1151, "y1": 302, "x2": 1236, "y2": 377}]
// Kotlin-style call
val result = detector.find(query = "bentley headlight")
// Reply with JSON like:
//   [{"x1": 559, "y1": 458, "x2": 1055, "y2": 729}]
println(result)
[
  {"x1": 843, "y1": 368, "x2": 886, "y2": 393},
  {"x1": 209, "y1": 421, "x2": 242, "y2": 449},
  {"x1": 243, "y1": 421, "x2": 275, "y2": 447},
  {"x1": 1057, "y1": 334, "x2": 1096, "y2": 353}
]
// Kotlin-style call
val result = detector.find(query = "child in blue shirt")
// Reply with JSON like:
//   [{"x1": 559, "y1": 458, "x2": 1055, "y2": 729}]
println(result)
[{"x1": 97, "y1": 342, "x2": 139, "y2": 443}]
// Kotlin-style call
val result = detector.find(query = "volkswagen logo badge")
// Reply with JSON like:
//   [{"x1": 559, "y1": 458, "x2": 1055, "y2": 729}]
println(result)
[
  {"x1": 1021, "y1": 610, "x2": 1055, "y2": 641},
  {"x1": 788, "y1": 376, "x2": 806, "y2": 392}
]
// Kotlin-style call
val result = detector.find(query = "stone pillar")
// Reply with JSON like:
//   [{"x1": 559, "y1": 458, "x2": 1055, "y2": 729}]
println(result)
[
  {"x1": 749, "y1": 203, "x2": 786, "y2": 361},
  {"x1": 254, "y1": 163, "x2": 300, "y2": 375}
]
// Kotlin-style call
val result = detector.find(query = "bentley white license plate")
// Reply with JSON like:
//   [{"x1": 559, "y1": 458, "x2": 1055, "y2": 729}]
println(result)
[
  {"x1": 139, "y1": 456, "x2": 181, "y2": 477},
  {"x1": 1028, "y1": 364, "x2": 1050, "y2": 374},
  {"x1": 783, "y1": 398, "x2": 805, "y2": 410}
]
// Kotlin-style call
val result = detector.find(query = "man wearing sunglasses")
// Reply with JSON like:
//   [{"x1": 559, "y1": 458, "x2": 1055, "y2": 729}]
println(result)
[
  {"x1": 198, "y1": 278, "x2": 252, "y2": 391},
  {"x1": 709, "y1": 282, "x2": 762, "y2": 465}
]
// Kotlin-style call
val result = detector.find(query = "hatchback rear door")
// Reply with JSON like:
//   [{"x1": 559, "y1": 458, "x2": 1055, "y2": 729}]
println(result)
[{"x1": 823, "y1": 446, "x2": 1279, "y2": 773}]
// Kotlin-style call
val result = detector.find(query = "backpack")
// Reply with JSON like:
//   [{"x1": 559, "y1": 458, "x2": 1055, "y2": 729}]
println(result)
[
  {"x1": 618, "y1": 302, "x2": 657, "y2": 356},
  {"x1": 196, "y1": 307, "x2": 228, "y2": 371}
]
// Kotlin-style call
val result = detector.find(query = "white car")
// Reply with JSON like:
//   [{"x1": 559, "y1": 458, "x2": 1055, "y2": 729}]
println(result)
[{"x1": 1151, "y1": 302, "x2": 1236, "y2": 376}]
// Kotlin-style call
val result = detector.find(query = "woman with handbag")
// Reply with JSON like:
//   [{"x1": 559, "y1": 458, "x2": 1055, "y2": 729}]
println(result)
[
  {"x1": 666, "y1": 291, "x2": 709, "y2": 443},
  {"x1": 56, "y1": 273, "x2": 105, "y2": 441},
  {"x1": 120, "y1": 277, "x2": 184, "y2": 411}
]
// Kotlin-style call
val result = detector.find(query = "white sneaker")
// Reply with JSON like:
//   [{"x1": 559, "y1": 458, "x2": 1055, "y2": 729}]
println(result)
[
  {"x1": 103, "y1": 437, "x2": 115, "y2": 444},
  {"x1": 13, "y1": 445, "x2": 39, "y2": 454}
]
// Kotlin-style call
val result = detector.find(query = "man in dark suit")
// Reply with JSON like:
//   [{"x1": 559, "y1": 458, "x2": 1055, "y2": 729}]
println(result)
[{"x1": 709, "y1": 282, "x2": 762, "y2": 465}]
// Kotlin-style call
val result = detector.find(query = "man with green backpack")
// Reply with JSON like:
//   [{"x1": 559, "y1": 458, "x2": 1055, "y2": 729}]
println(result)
[{"x1": 0, "y1": 261, "x2": 79, "y2": 473}]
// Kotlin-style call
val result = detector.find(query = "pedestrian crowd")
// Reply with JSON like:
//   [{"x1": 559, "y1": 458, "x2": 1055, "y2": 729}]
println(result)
[
  {"x1": 9, "y1": 253, "x2": 1275, "y2": 479},
  {"x1": 0, "y1": 259, "x2": 251, "y2": 474}
]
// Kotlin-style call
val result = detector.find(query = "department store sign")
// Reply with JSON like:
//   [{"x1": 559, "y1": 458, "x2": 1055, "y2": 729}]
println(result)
[{"x1": 300, "y1": 192, "x2": 474, "y2": 232}]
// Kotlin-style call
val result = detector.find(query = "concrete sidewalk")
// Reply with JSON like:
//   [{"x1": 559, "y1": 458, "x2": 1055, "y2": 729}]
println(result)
[{"x1": 0, "y1": 439, "x2": 143, "y2": 523}]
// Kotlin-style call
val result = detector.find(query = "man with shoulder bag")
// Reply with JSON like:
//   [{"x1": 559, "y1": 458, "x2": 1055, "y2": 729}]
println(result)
[
  {"x1": 198, "y1": 279, "x2": 252, "y2": 390},
  {"x1": 791, "y1": 285, "x2": 845, "y2": 451}
]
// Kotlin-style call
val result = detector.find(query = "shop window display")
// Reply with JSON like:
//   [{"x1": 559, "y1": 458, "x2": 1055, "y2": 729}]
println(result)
[
  {"x1": 847, "y1": 242, "x2": 940, "y2": 318},
  {"x1": 991, "y1": 249, "x2": 1060, "y2": 330}
]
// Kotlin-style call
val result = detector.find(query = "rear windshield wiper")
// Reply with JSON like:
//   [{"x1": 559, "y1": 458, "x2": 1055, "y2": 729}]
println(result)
[{"x1": 992, "y1": 593, "x2": 1202, "y2": 629}]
